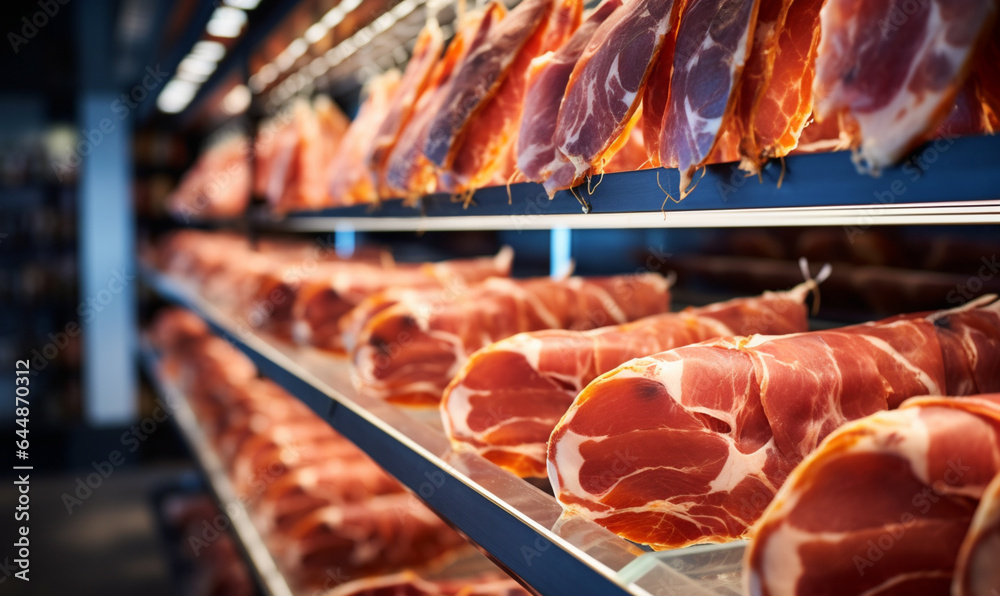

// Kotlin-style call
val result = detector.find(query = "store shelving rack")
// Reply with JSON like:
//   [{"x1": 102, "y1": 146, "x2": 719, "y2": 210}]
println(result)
[{"x1": 140, "y1": 131, "x2": 1000, "y2": 595}]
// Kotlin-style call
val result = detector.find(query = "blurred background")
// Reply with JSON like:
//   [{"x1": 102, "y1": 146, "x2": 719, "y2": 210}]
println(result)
[{"x1": 0, "y1": 0, "x2": 998, "y2": 594}]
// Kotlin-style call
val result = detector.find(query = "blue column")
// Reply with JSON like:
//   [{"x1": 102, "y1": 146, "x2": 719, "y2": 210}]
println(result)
[
  {"x1": 77, "y1": 93, "x2": 137, "y2": 425},
  {"x1": 550, "y1": 226, "x2": 572, "y2": 278}
]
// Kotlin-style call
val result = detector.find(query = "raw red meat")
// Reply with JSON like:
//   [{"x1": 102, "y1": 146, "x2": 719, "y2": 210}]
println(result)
[
  {"x1": 354, "y1": 274, "x2": 671, "y2": 406},
  {"x1": 548, "y1": 297, "x2": 1000, "y2": 549},
  {"x1": 955, "y1": 469, "x2": 1000, "y2": 596},
  {"x1": 442, "y1": 283, "x2": 814, "y2": 478},
  {"x1": 746, "y1": 394, "x2": 1000, "y2": 596}
]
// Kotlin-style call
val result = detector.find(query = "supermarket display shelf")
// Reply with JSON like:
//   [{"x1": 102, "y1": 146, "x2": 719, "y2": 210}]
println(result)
[
  {"x1": 139, "y1": 343, "x2": 296, "y2": 596},
  {"x1": 253, "y1": 134, "x2": 1000, "y2": 232},
  {"x1": 141, "y1": 266, "x2": 746, "y2": 596}
]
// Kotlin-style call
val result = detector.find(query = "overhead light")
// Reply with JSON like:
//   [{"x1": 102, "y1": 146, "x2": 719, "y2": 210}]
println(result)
[
  {"x1": 304, "y1": 22, "x2": 329, "y2": 43},
  {"x1": 224, "y1": 0, "x2": 261, "y2": 9},
  {"x1": 157, "y1": 79, "x2": 199, "y2": 113},
  {"x1": 190, "y1": 40, "x2": 226, "y2": 62},
  {"x1": 206, "y1": 7, "x2": 247, "y2": 38},
  {"x1": 222, "y1": 84, "x2": 252, "y2": 114},
  {"x1": 175, "y1": 68, "x2": 210, "y2": 83},
  {"x1": 178, "y1": 56, "x2": 217, "y2": 76},
  {"x1": 287, "y1": 38, "x2": 308, "y2": 60}
]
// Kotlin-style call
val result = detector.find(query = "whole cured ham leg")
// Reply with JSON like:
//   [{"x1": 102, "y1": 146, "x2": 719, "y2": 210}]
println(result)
[
  {"x1": 354, "y1": 274, "x2": 670, "y2": 406},
  {"x1": 548, "y1": 0, "x2": 682, "y2": 196},
  {"x1": 366, "y1": 20, "x2": 444, "y2": 198},
  {"x1": 745, "y1": 394, "x2": 1000, "y2": 596},
  {"x1": 547, "y1": 297, "x2": 1000, "y2": 550},
  {"x1": 516, "y1": 0, "x2": 623, "y2": 185},
  {"x1": 442, "y1": 283, "x2": 814, "y2": 478},
  {"x1": 812, "y1": 0, "x2": 998, "y2": 172},
  {"x1": 955, "y1": 470, "x2": 1000, "y2": 596},
  {"x1": 658, "y1": 0, "x2": 761, "y2": 196}
]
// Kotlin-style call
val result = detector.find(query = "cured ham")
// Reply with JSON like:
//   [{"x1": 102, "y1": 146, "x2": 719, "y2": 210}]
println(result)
[
  {"x1": 658, "y1": 0, "x2": 761, "y2": 196},
  {"x1": 440, "y1": 0, "x2": 582, "y2": 195},
  {"x1": 367, "y1": 19, "x2": 444, "y2": 197},
  {"x1": 354, "y1": 274, "x2": 671, "y2": 406},
  {"x1": 745, "y1": 394, "x2": 1000, "y2": 596},
  {"x1": 517, "y1": 0, "x2": 623, "y2": 186},
  {"x1": 271, "y1": 493, "x2": 468, "y2": 591},
  {"x1": 955, "y1": 469, "x2": 1000, "y2": 596},
  {"x1": 442, "y1": 283, "x2": 814, "y2": 478},
  {"x1": 549, "y1": 0, "x2": 682, "y2": 195},
  {"x1": 167, "y1": 135, "x2": 252, "y2": 220},
  {"x1": 547, "y1": 296, "x2": 1000, "y2": 550},
  {"x1": 423, "y1": 0, "x2": 555, "y2": 172},
  {"x1": 326, "y1": 572, "x2": 530, "y2": 596},
  {"x1": 735, "y1": 0, "x2": 825, "y2": 172},
  {"x1": 291, "y1": 248, "x2": 514, "y2": 352},
  {"x1": 329, "y1": 70, "x2": 402, "y2": 206},
  {"x1": 812, "y1": 0, "x2": 997, "y2": 172},
  {"x1": 382, "y1": 6, "x2": 501, "y2": 201}
]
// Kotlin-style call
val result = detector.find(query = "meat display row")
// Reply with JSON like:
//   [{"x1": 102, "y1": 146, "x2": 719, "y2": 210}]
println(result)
[
  {"x1": 148, "y1": 307, "x2": 528, "y2": 595},
  {"x1": 151, "y1": 230, "x2": 1000, "y2": 594},
  {"x1": 168, "y1": 0, "x2": 999, "y2": 216}
]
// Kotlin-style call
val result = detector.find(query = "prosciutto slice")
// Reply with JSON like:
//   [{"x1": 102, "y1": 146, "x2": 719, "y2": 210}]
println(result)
[
  {"x1": 746, "y1": 394, "x2": 1000, "y2": 596},
  {"x1": 549, "y1": 0, "x2": 682, "y2": 195},
  {"x1": 658, "y1": 0, "x2": 761, "y2": 196},
  {"x1": 516, "y1": 0, "x2": 622, "y2": 185},
  {"x1": 326, "y1": 572, "x2": 530, "y2": 596},
  {"x1": 735, "y1": 0, "x2": 825, "y2": 172},
  {"x1": 354, "y1": 274, "x2": 671, "y2": 406},
  {"x1": 547, "y1": 297, "x2": 1000, "y2": 550},
  {"x1": 329, "y1": 70, "x2": 401, "y2": 206},
  {"x1": 812, "y1": 0, "x2": 997, "y2": 172},
  {"x1": 382, "y1": 6, "x2": 501, "y2": 201},
  {"x1": 367, "y1": 20, "x2": 444, "y2": 198},
  {"x1": 441, "y1": 0, "x2": 582, "y2": 195},
  {"x1": 423, "y1": 0, "x2": 557, "y2": 172},
  {"x1": 955, "y1": 469, "x2": 1000, "y2": 596},
  {"x1": 442, "y1": 283, "x2": 814, "y2": 478}
]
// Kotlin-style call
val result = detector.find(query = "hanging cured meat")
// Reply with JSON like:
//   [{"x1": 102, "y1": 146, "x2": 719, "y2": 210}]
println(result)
[
  {"x1": 745, "y1": 394, "x2": 1000, "y2": 596},
  {"x1": 547, "y1": 296, "x2": 1000, "y2": 550},
  {"x1": 167, "y1": 135, "x2": 252, "y2": 219},
  {"x1": 734, "y1": 0, "x2": 825, "y2": 172},
  {"x1": 442, "y1": 0, "x2": 582, "y2": 195},
  {"x1": 382, "y1": 6, "x2": 501, "y2": 201},
  {"x1": 517, "y1": 0, "x2": 623, "y2": 186},
  {"x1": 329, "y1": 70, "x2": 402, "y2": 206},
  {"x1": 658, "y1": 0, "x2": 761, "y2": 196},
  {"x1": 367, "y1": 20, "x2": 445, "y2": 197},
  {"x1": 548, "y1": 0, "x2": 682, "y2": 196},
  {"x1": 812, "y1": 0, "x2": 997, "y2": 172},
  {"x1": 442, "y1": 282, "x2": 814, "y2": 478},
  {"x1": 354, "y1": 274, "x2": 671, "y2": 406}
]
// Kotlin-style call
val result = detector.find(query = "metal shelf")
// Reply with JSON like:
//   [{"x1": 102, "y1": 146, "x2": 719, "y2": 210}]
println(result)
[
  {"x1": 250, "y1": 134, "x2": 1000, "y2": 231},
  {"x1": 142, "y1": 267, "x2": 748, "y2": 596},
  {"x1": 139, "y1": 343, "x2": 295, "y2": 596}
]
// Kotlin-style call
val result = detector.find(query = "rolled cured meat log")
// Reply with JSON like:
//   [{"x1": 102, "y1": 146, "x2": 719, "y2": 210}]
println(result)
[
  {"x1": 548, "y1": 296, "x2": 1000, "y2": 549},
  {"x1": 353, "y1": 274, "x2": 670, "y2": 406},
  {"x1": 746, "y1": 394, "x2": 1000, "y2": 596},
  {"x1": 442, "y1": 282, "x2": 815, "y2": 478}
]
